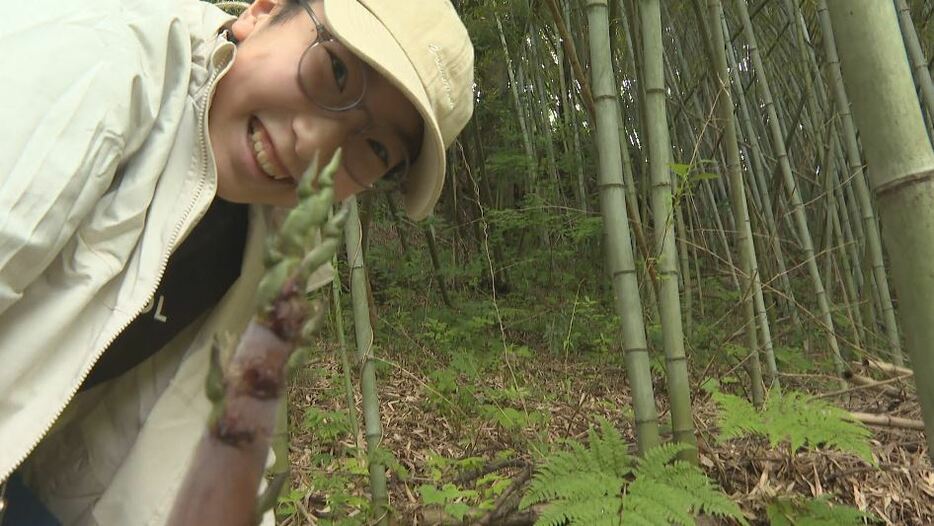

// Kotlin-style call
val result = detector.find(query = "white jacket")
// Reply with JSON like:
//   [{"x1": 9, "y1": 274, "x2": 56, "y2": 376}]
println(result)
[{"x1": 0, "y1": 0, "x2": 294, "y2": 524}]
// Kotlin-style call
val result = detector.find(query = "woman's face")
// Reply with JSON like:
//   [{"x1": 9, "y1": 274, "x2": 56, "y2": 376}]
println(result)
[{"x1": 209, "y1": 0, "x2": 423, "y2": 207}]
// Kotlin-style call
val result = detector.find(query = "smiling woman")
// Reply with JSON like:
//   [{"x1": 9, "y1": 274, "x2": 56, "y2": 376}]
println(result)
[
  {"x1": 0, "y1": 0, "x2": 473, "y2": 524},
  {"x1": 210, "y1": 0, "x2": 473, "y2": 216}
]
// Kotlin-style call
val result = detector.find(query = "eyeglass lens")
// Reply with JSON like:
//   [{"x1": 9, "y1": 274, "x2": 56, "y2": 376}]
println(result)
[{"x1": 298, "y1": 39, "x2": 410, "y2": 190}]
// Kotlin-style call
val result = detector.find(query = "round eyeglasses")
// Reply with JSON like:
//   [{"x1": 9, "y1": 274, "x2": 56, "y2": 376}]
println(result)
[{"x1": 297, "y1": 3, "x2": 410, "y2": 191}]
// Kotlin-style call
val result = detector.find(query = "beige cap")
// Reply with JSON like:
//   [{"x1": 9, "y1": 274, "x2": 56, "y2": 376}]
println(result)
[{"x1": 323, "y1": 0, "x2": 474, "y2": 220}]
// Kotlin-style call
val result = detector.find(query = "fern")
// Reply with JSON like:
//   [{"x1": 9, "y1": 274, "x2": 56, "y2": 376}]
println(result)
[
  {"x1": 520, "y1": 421, "x2": 747, "y2": 526},
  {"x1": 767, "y1": 495, "x2": 880, "y2": 525},
  {"x1": 713, "y1": 390, "x2": 875, "y2": 463},
  {"x1": 624, "y1": 444, "x2": 746, "y2": 526},
  {"x1": 535, "y1": 497, "x2": 622, "y2": 526},
  {"x1": 712, "y1": 390, "x2": 765, "y2": 441}
]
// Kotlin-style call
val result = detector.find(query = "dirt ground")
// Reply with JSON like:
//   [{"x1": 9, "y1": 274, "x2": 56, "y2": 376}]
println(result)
[{"x1": 284, "y1": 343, "x2": 933, "y2": 525}]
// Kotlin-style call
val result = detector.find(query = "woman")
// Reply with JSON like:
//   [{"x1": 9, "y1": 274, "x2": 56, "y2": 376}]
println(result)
[{"x1": 0, "y1": 0, "x2": 473, "y2": 523}]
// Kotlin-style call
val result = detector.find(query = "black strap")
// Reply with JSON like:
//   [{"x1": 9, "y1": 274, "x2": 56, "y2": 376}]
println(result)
[
  {"x1": 81, "y1": 198, "x2": 248, "y2": 390},
  {"x1": 0, "y1": 472, "x2": 60, "y2": 526}
]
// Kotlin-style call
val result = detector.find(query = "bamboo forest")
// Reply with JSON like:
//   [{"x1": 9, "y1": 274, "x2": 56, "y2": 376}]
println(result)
[{"x1": 256, "y1": 0, "x2": 934, "y2": 524}]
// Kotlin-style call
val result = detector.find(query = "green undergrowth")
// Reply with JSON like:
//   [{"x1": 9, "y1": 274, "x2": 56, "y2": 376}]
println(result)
[
  {"x1": 767, "y1": 495, "x2": 880, "y2": 526},
  {"x1": 417, "y1": 450, "x2": 517, "y2": 522},
  {"x1": 520, "y1": 420, "x2": 747, "y2": 526},
  {"x1": 278, "y1": 209, "x2": 897, "y2": 524},
  {"x1": 708, "y1": 382, "x2": 875, "y2": 463}
]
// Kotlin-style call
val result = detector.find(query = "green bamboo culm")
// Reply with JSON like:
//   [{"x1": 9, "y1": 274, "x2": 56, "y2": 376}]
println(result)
[
  {"x1": 816, "y1": 0, "x2": 905, "y2": 367},
  {"x1": 584, "y1": 0, "x2": 660, "y2": 454},
  {"x1": 330, "y1": 255, "x2": 362, "y2": 447},
  {"x1": 826, "y1": 0, "x2": 934, "y2": 462},
  {"x1": 734, "y1": 0, "x2": 846, "y2": 380},
  {"x1": 718, "y1": 11, "x2": 780, "y2": 390},
  {"x1": 705, "y1": 0, "x2": 766, "y2": 406},
  {"x1": 641, "y1": 0, "x2": 697, "y2": 460},
  {"x1": 423, "y1": 221, "x2": 454, "y2": 308},
  {"x1": 894, "y1": 0, "x2": 934, "y2": 141},
  {"x1": 343, "y1": 195, "x2": 389, "y2": 523}
]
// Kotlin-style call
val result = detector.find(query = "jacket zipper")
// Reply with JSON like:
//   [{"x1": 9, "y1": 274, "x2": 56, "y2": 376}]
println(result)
[{"x1": 1, "y1": 50, "x2": 232, "y2": 484}]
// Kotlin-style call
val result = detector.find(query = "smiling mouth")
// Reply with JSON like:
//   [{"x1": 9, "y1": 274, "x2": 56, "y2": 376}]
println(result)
[{"x1": 248, "y1": 119, "x2": 292, "y2": 181}]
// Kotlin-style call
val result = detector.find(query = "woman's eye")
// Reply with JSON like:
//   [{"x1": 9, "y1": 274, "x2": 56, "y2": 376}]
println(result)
[
  {"x1": 366, "y1": 139, "x2": 390, "y2": 166},
  {"x1": 385, "y1": 162, "x2": 406, "y2": 182},
  {"x1": 326, "y1": 49, "x2": 348, "y2": 92}
]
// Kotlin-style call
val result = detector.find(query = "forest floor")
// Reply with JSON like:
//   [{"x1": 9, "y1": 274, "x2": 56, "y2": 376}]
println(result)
[
  {"x1": 282, "y1": 335, "x2": 933, "y2": 525},
  {"x1": 276, "y1": 221, "x2": 933, "y2": 525}
]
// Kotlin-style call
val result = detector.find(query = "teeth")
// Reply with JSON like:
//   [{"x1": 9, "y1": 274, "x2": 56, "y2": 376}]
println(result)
[{"x1": 250, "y1": 127, "x2": 290, "y2": 180}]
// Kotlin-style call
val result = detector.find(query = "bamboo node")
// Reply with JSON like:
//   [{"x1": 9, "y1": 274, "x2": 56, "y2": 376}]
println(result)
[{"x1": 874, "y1": 168, "x2": 934, "y2": 199}]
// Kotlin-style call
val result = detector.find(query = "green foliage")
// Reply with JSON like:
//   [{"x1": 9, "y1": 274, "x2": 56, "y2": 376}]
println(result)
[
  {"x1": 419, "y1": 483, "x2": 479, "y2": 522},
  {"x1": 480, "y1": 404, "x2": 548, "y2": 432},
  {"x1": 302, "y1": 407, "x2": 353, "y2": 443},
  {"x1": 713, "y1": 390, "x2": 875, "y2": 463},
  {"x1": 550, "y1": 294, "x2": 620, "y2": 355},
  {"x1": 767, "y1": 495, "x2": 879, "y2": 525},
  {"x1": 369, "y1": 446, "x2": 410, "y2": 481},
  {"x1": 275, "y1": 487, "x2": 306, "y2": 520},
  {"x1": 772, "y1": 345, "x2": 819, "y2": 373},
  {"x1": 418, "y1": 450, "x2": 516, "y2": 521},
  {"x1": 670, "y1": 160, "x2": 719, "y2": 200},
  {"x1": 426, "y1": 367, "x2": 477, "y2": 415},
  {"x1": 520, "y1": 420, "x2": 746, "y2": 526},
  {"x1": 276, "y1": 466, "x2": 369, "y2": 525},
  {"x1": 623, "y1": 444, "x2": 747, "y2": 525},
  {"x1": 487, "y1": 151, "x2": 534, "y2": 181}
]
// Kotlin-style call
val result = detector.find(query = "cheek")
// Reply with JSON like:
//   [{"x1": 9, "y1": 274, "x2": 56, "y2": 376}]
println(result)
[
  {"x1": 210, "y1": 67, "x2": 253, "y2": 135},
  {"x1": 333, "y1": 175, "x2": 361, "y2": 203}
]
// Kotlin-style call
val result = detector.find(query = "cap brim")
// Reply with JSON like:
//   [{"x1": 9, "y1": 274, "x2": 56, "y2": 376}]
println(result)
[{"x1": 323, "y1": 0, "x2": 445, "y2": 220}]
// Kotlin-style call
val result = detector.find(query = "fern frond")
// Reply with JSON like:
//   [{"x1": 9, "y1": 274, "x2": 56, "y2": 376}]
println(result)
[
  {"x1": 523, "y1": 422, "x2": 747, "y2": 526},
  {"x1": 712, "y1": 391, "x2": 765, "y2": 441},
  {"x1": 714, "y1": 389, "x2": 875, "y2": 464},
  {"x1": 588, "y1": 418, "x2": 635, "y2": 477},
  {"x1": 624, "y1": 479, "x2": 696, "y2": 526},
  {"x1": 535, "y1": 497, "x2": 621, "y2": 526},
  {"x1": 651, "y1": 461, "x2": 745, "y2": 521},
  {"x1": 523, "y1": 471, "x2": 624, "y2": 509},
  {"x1": 619, "y1": 511, "x2": 660, "y2": 526},
  {"x1": 522, "y1": 421, "x2": 633, "y2": 511},
  {"x1": 636, "y1": 442, "x2": 690, "y2": 474},
  {"x1": 767, "y1": 495, "x2": 880, "y2": 525},
  {"x1": 627, "y1": 442, "x2": 746, "y2": 525},
  {"x1": 762, "y1": 392, "x2": 874, "y2": 463}
]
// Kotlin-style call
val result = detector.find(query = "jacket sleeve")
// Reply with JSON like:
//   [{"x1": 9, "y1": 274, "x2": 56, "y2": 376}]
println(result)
[{"x1": 0, "y1": 0, "x2": 185, "y2": 316}]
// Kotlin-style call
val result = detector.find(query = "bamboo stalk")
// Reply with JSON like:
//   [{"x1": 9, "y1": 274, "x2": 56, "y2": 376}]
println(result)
[
  {"x1": 330, "y1": 256, "x2": 361, "y2": 446},
  {"x1": 895, "y1": 0, "x2": 934, "y2": 137},
  {"x1": 735, "y1": 0, "x2": 846, "y2": 379},
  {"x1": 544, "y1": 0, "x2": 596, "y2": 120},
  {"x1": 344, "y1": 195, "x2": 389, "y2": 523},
  {"x1": 863, "y1": 358, "x2": 914, "y2": 378},
  {"x1": 423, "y1": 222, "x2": 454, "y2": 308},
  {"x1": 585, "y1": 0, "x2": 661, "y2": 454},
  {"x1": 849, "y1": 412, "x2": 925, "y2": 431},
  {"x1": 844, "y1": 372, "x2": 904, "y2": 398},
  {"x1": 642, "y1": 0, "x2": 697, "y2": 459},
  {"x1": 705, "y1": 0, "x2": 766, "y2": 406},
  {"x1": 718, "y1": 11, "x2": 780, "y2": 388},
  {"x1": 817, "y1": 0, "x2": 905, "y2": 366},
  {"x1": 494, "y1": 13, "x2": 537, "y2": 189},
  {"x1": 827, "y1": 0, "x2": 934, "y2": 460}
]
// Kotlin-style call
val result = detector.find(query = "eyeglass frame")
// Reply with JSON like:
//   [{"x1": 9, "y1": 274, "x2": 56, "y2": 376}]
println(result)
[{"x1": 296, "y1": 1, "x2": 411, "y2": 192}]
